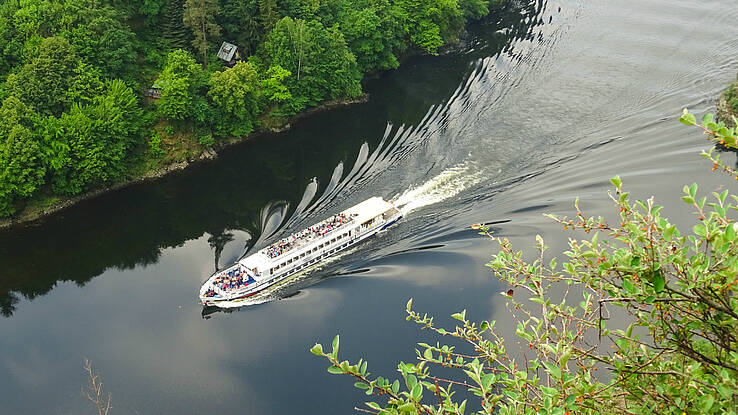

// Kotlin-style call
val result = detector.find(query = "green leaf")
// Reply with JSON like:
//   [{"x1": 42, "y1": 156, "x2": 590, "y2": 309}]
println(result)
[
  {"x1": 702, "y1": 113, "x2": 714, "y2": 125},
  {"x1": 327, "y1": 366, "x2": 343, "y2": 374},
  {"x1": 366, "y1": 402, "x2": 382, "y2": 411},
  {"x1": 631, "y1": 256, "x2": 641, "y2": 267},
  {"x1": 355, "y1": 381, "x2": 369, "y2": 389},
  {"x1": 411, "y1": 383, "x2": 423, "y2": 400},
  {"x1": 423, "y1": 348, "x2": 433, "y2": 360},
  {"x1": 689, "y1": 183, "x2": 698, "y2": 198},
  {"x1": 451, "y1": 310, "x2": 466, "y2": 321},
  {"x1": 397, "y1": 402, "x2": 416, "y2": 413},
  {"x1": 392, "y1": 379, "x2": 400, "y2": 394},
  {"x1": 610, "y1": 176, "x2": 622, "y2": 188},
  {"x1": 310, "y1": 343, "x2": 324, "y2": 356},
  {"x1": 680, "y1": 109, "x2": 697, "y2": 126},
  {"x1": 406, "y1": 298, "x2": 413, "y2": 311},
  {"x1": 622, "y1": 279, "x2": 636, "y2": 294},
  {"x1": 652, "y1": 270, "x2": 665, "y2": 293},
  {"x1": 406, "y1": 374, "x2": 417, "y2": 391},
  {"x1": 664, "y1": 225, "x2": 675, "y2": 241},
  {"x1": 332, "y1": 335, "x2": 340, "y2": 357},
  {"x1": 702, "y1": 394, "x2": 715, "y2": 411}
]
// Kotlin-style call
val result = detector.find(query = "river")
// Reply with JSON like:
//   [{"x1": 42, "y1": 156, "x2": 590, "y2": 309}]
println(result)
[{"x1": 1, "y1": 0, "x2": 738, "y2": 413}]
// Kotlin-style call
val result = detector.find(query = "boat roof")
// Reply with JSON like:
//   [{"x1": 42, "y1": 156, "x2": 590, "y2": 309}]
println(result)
[{"x1": 238, "y1": 197, "x2": 394, "y2": 271}]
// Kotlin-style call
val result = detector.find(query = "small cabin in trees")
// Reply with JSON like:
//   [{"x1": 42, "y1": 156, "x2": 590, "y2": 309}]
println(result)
[
  {"x1": 146, "y1": 79, "x2": 167, "y2": 101},
  {"x1": 217, "y1": 42, "x2": 242, "y2": 68}
]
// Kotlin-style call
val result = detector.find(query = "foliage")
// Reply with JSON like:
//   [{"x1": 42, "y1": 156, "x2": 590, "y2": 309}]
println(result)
[
  {"x1": 721, "y1": 82, "x2": 738, "y2": 115},
  {"x1": 680, "y1": 109, "x2": 738, "y2": 178},
  {"x1": 149, "y1": 131, "x2": 164, "y2": 158},
  {"x1": 311, "y1": 115, "x2": 738, "y2": 414},
  {"x1": 395, "y1": 0, "x2": 463, "y2": 54},
  {"x1": 157, "y1": 49, "x2": 207, "y2": 122},
  {"x1": 262, "y1": 17, "x2": 362, "y2": 112},
  {"x1": 0, "y1": 0, "x2": 505, "y2": 218},
  {"x1": 0, "y1": 97, "x2": 45, "y2": 215},
  {"x1": 259, "y1": 65, "x2": 292, "y2": 105},
  {"x1": 5, "y1": 36, "x2": 77, "y2": 115},
  {"x1": 198, "y1": 133, "x2": 214, "y2": 148},
  {"x1": 208, "y1": 61, "x2": 261, "y2": 136},
  {"x1": 48, "y1": 80, "x2": 142, "y2": 194},
  {"x1": 183, "y1": 0, "x2": 220, "y2": 68}
]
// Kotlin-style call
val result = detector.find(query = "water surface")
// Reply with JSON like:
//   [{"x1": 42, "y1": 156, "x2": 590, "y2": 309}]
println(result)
[{"x1": 2, "y1": 0, "x2": 738, "y2": 413}]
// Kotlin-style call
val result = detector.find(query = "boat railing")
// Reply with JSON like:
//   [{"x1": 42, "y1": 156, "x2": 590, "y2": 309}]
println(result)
[{"x1": 259, "y1": 213, "x2": 356, "y2": 260}]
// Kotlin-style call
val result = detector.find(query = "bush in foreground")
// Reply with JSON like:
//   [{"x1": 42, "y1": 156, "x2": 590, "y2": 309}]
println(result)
[{"x1": 310, "y1": 112, "x2": 738, "y2": 415}]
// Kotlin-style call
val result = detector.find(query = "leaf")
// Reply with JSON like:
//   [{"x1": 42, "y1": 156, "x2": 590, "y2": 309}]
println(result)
[
  {"x1": 327, "y1": 366, "x2": 343, "y2": 374},
  {"x1": 397, "y1": 402, "x2": 416, "y2": 413},
  {"x1": 451, "y1": 310, "x2": 466, "y2": 321},
  {"x1": 355, "y1": 382, "x2": 369, "y2": 389},
  {"x1": 310, "y1": 343, "x2": 324, "y2": 356},
  {"x1": 702, "y1": 394, "x2": 715, "y2": 411},
  {"x1": 702, "y1": 113, "x2": 714, "y2": 125},
  {"x1": 406, "y1": 298, "x2": 413, "y2": 311},
  {"x1": 610, "y1": 176, "x2": 622, "y2": 188},
  {"x1": 411, "y1": 383, "x2": 423, "y2": 400},
  {"x1": 680, "y1": 109, "x2": 697, "y2": 126},
  {"x1": 332, "y1": 335, "x2": 340, "y2": 357},
  {"x1": 631, "y1": 256, "x2": 641, "y2": 267},
  {"x1": 652, "y1": 270, "x2": 665, "y2": 293},
  {"x1": 392, "y1": 379, "x2": 400, "y2": 394},
  {"x1": 664, "y1": 225, "x2": 675, "y2": 241},
  {"x1": 423, "y1": 348, "x2": 433, "y2": 360},
  {"x1": 621, "y1": 279, "x2": 636, "y2": 294}
]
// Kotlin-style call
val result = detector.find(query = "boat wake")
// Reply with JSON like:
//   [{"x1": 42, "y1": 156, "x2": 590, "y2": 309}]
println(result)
[{"x1": 394, "y1": 161, "x2": 486, "y2": 215}]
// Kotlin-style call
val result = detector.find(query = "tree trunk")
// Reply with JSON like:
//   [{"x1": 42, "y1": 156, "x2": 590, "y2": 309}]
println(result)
[{"x1": 202, "y1": 19, "x2": 208, "y2": 69}]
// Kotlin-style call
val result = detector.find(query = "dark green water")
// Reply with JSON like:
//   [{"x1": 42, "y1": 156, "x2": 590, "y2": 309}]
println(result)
[{"x1": 2, "y1": 1, "x2": 738, "y2": 413}]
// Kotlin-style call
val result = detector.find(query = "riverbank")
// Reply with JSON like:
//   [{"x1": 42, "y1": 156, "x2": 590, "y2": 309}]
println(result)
[
  {"x1": 717, "y1": 73, "x2": 738, "y2": 128},
  {"x1": 0, "y1": 94, "x2": 368, "y2": 230}
]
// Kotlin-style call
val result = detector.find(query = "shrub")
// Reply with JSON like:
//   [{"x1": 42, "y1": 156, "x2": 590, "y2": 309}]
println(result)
[
  {"x1": 198, "y1": 133, "x2": 214, "y2": 148},
  {"x1": 310, "y1": 112, "x2": 738, "y2": 415},
  {"x1": 148, "y1": 131, "x2": 164, "y2": 157}
]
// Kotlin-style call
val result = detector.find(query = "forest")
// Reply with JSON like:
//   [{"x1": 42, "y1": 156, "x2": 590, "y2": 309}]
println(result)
[{"x1": 0, "y1": 0, "x2": 505, "y2": 218}]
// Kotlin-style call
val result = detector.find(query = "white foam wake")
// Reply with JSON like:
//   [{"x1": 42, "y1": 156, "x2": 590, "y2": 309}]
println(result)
[{"x1": 394, "y1": 161, "x2": 485, "y2": 215}]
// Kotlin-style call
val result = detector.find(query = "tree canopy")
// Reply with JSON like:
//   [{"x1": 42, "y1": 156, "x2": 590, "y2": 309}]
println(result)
[{"x1": 0, "y1": 0, "x2": 506, "y2": 217}]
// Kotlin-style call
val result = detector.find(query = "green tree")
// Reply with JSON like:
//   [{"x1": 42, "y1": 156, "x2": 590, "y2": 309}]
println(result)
[
  {"x1": 66, "y1": 7, "x2": 136, "y2": 80},
  {"x1": 219, "y1": 0, "x2": 262, "y2": 55},
  {"x1": 5, "y1": 36, "x2": 78, "y2": 115},
  {"x1": 310, "y1": 113, "x2": 738, "y2": 414},
  {"x1": 66, "y1": 62, "x2": 105, "y2": 106},
  {"x1": 341, "y1": 7, "x2": 395, "y2": 72},
  {"x1": 208, "y1": 61, "x2": 261, "y2": 136},
  {"x1": 262, "y1": 17, "x2": 361, "y2": 111},
  {"x1": 395, "y1": 0, "x2": 463, "y2": 54},
  {"x1": 49, "y1": 80, "x2": 141, "y2": 194},
  {"x1": 157, "y1": 49, "x2": 207, "y2": 121},
  {"x1": 259, "y1": 65, "x2": 292, "y2": 105},
  {"x1": 0, "y1": 97, "x2": 44, "y2": 216},
  {"x1": 259, "y1": 0, "x2": 280, "y2": 34},
  {"x1": 183, "y1": 0, "x2": 221, "y2": 69}
]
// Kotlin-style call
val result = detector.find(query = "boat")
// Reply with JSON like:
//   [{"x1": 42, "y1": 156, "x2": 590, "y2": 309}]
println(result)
[{"x1": 199, "y1": 197, "x2": 402, "y2": 307}]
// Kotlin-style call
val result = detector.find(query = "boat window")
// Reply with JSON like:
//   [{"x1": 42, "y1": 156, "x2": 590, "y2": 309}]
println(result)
[{"x1": 331, "y1": 238, "x2": 336, "y2": 243}]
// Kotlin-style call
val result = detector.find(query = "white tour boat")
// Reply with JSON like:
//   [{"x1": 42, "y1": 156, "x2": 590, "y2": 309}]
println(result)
[{"x1": 199, "y1": 197, "x2": 402, "y2": 307}]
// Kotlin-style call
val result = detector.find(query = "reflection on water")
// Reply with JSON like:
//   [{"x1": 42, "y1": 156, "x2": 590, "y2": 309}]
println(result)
[{"x1": 2, "y1": 0, "x2": 738, "y2": 414}]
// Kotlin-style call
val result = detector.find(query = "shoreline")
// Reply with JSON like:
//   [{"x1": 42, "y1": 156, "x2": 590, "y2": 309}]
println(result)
[{"x1": 0, "y1": 94, "x2": 369, "y2": 230}]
